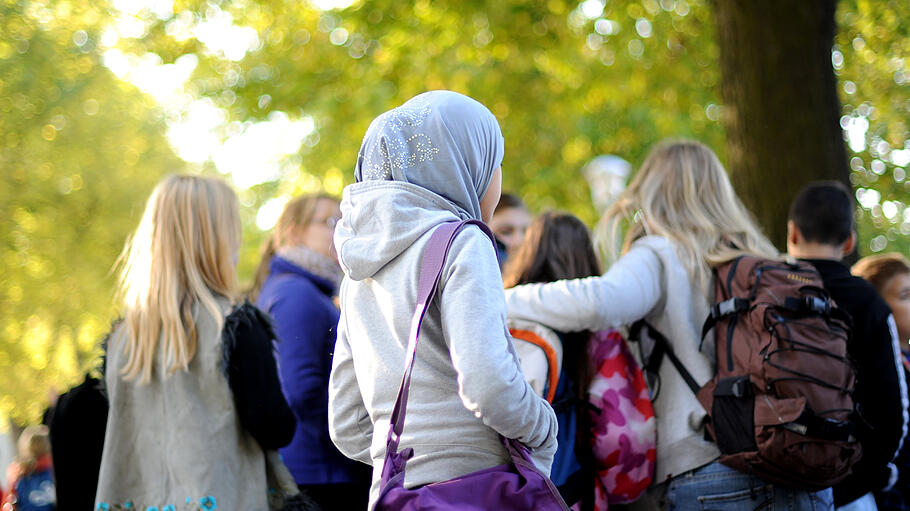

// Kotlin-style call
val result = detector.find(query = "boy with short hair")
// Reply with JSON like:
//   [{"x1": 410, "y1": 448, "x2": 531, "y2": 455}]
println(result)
[{"x1": 788, "y1": 181, "x2": 908, "y2": 509}]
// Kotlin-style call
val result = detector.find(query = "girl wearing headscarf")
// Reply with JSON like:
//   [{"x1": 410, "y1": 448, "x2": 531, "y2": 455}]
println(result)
[{"x1": 327, "y1": 90, "x2": 558, "y2": 508}]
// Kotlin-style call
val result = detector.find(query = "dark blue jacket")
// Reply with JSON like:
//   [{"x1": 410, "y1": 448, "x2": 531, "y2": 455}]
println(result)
[{"x1": 257, "y1": 256, "x2": 363, "y2": 485}]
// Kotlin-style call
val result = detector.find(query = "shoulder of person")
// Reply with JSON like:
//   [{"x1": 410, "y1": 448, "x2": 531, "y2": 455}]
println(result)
[
  {"x1": 99, "y1": 318, "x2": 126, "y2": 376},
  {"x1": 858, "y1": 285, "x2": 895, "y2": 329},
  {"x1": 266, "y1": 266, "x2": 316, "y2": 290},
  {"x1": 846, "y1": 272, "x2": 885, "y2": 300},
  {"x1": 630, "y1": 235, "x2": 675, "y2": 254},
  {"x1": 446, "y1": 222, "x2": 498, "y2": 257},
  {"x1": 269, "y1": 270, "x2": 331, "y2": 303},
  {"x1": 625, "y1": 235, "x2": 679, "y2": 271},
  {"x1": 222, "y1": 301, "x2": 279, "y2": 357},
  {"x1": 838, "y1": 272, "x2": 892, "y2": 322}
]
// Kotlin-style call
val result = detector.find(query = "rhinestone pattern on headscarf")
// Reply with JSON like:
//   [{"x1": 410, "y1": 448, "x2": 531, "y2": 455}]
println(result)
[
  {"x1": 352, "y1": 90, "x2": 504, "y2": 220},
  {"x1": 359, "y1": 96, "x2": 440, "y2": 181}
]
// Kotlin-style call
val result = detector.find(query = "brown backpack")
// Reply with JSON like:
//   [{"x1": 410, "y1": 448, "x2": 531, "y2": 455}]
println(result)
[{"x1": 636, "y1": 256, "x2": 862, "y2": 490}]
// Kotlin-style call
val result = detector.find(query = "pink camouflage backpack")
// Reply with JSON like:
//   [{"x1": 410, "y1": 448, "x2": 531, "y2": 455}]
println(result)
[
  {"x1": 586, "y1": 330, "x2": 657, "y2": 510},
  {"x1": 509, "y1": 323, "x2": 657, "y2": 509}
]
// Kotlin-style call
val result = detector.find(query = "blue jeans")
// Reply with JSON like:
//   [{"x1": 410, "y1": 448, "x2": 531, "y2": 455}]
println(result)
[{"x1": 666, "y1": 462, "x2": 834, "y2": 510}]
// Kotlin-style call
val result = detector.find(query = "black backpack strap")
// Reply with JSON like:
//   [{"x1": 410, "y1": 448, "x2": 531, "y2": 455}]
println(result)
[
  {"x1": 631, "y1": 320, "x2": 701, "y2": 396},
  {"x1": 786, "y1": 409, "x2": 857, "y2": 442},
  {"x1": 701, "y1": 298, "x2": 749, "y2": 341},
  {"x1": 553, "y1": 395, "x2": 597, "y2": 510}
]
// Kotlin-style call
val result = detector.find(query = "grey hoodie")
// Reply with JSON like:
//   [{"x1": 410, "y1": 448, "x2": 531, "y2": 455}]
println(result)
[{"x1": 328, "y1": 180, "x2": 558, "y2": 507}]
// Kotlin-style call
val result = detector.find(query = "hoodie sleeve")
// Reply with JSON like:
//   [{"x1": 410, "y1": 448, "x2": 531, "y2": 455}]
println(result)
[
  {"x1": 503, "y1": 240, "x2": 663, "y2": 333},
  {"x1": 328, "y1": 300, "x2": 373, "y2": 465},
  {"x1": 437, "y1": 228, "x2": 558, "y2": 472}
]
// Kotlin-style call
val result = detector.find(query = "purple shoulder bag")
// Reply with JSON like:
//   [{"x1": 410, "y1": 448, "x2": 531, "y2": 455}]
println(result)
[{"x1": 374, "y1": 220, "x2": 570, "y2": 511}]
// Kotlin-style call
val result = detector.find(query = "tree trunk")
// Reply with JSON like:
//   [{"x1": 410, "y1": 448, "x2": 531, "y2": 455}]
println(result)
[{"x1": 714, "y1": 0, "x2": 850, "y2": 251}]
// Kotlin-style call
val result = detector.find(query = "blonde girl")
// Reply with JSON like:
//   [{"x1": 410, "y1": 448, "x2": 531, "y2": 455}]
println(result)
[
  {"x1": 250, "y1": 194, "x2": 341, "y2": 301},
  {"x1": 505, "y1": 140, "x2": 834, "y2": 510},
  {"x1": 95, "y1": 175, "x2": 294, "y2": 510}
]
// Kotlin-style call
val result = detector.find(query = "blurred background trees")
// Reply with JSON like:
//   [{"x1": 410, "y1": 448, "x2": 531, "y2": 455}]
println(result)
[
  {"x1": 1, "y1": 0, "x2": 907, "y2": 424},
  {"x1": 715, "y1": 0, "x2": 849, "y2": 249},
  {"x1": 0, "y1": 0, "x2": 183, "y2": 423}
]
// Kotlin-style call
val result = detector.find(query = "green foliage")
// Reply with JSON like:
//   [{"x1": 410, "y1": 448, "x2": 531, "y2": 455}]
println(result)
[
  {"x1": 118, "y1": 0, "x2": 908, "y2": 253},
  {"x1": 836, "y1": 0, "x2": 910, "y2": 256},
  {"x1": 126, "y1": 0, "x2": 725, "y2": 226},
  {"x1": 0, "y1": 0, "x2": 183, "y2": 423},
  {"x1": 2, "y1": 0, "x2": 907, "y2": 422}
]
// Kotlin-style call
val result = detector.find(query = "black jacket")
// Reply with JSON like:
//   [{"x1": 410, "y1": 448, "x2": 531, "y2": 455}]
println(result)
[
  {"x1": 805, "y1": 259, "x2": 908, "y2": 506},
  {"x1": 222, "y1": 301, "x2": 297, "y2": 450},
  {"x1": 48, "y1": 374, "x2": 109, "y2": 511}
]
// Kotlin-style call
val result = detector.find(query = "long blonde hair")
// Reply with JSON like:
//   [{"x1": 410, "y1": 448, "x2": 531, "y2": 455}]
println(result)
[
  {"x1": 596, "y1": 139, "x2": 778, "y2": 291},
  {"x1": 249, "y1": 194, "x2": 335, "y2": 301},
  {"x1": 117, "y1": 175, "x2": 241, "y2": 383}
]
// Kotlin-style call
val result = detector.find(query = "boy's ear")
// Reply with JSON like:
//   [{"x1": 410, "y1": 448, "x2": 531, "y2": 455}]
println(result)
[
  {"x1": 787, "y1": 220, "x2": 801, "y2": 247},
  {"x1": 842, "y1": 230, "x2": 857, "y2": 257}
]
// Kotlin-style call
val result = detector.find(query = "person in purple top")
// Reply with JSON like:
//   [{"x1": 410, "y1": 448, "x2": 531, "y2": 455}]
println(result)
[{"x1": 252, "y1": 194, "x2": 370, "y2": 510}]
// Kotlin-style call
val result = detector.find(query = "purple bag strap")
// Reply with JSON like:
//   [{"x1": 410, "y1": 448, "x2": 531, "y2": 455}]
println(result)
[{"x1": 385, "y1": 219, "x2": 497, "y2": 455}]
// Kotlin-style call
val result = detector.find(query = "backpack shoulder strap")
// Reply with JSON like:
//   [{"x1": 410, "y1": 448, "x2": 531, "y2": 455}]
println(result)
[
  {"x1": 631, "y1": 320, "x2": 701, "y2": 396},
  {"x1": 508, "y1": 319, "x2": 564, "y2": 403}
]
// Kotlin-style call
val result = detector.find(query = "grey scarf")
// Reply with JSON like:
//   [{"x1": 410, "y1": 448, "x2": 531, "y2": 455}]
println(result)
[{"x1": 276, "y1": 245, "x2": 344, "y2": 291}]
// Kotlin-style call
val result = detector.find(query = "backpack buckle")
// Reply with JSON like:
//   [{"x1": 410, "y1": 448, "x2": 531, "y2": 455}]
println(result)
[
  {"x1": 804, "y1": 296, "x2": 830, "y2": 315},
  {"x1": 712, "y1": 298, "x2": 749, "y2": 318},
  {"x1": 783, "y1": 295, "x2": 832, "y2": 315}
]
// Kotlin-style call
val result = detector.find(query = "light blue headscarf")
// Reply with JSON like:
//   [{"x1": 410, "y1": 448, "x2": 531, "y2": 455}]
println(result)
[{"x1": 354, "y1": 90, "x2": 505, "y2": 221}]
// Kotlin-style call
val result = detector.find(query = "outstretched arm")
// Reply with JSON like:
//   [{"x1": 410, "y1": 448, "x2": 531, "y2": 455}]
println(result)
[{"x1": 504, "y1": 241, "x2": 664, "y2": 333}]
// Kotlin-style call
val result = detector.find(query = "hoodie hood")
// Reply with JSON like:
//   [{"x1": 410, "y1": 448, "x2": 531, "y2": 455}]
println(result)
[{"x1": 334, "y1": 180, "x2": 464, "y2": 281}]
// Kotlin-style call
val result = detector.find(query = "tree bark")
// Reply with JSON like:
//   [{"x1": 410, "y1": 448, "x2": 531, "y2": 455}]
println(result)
[{"x1": 714, "y1": 0, "x2": 850, "y2": 251}]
